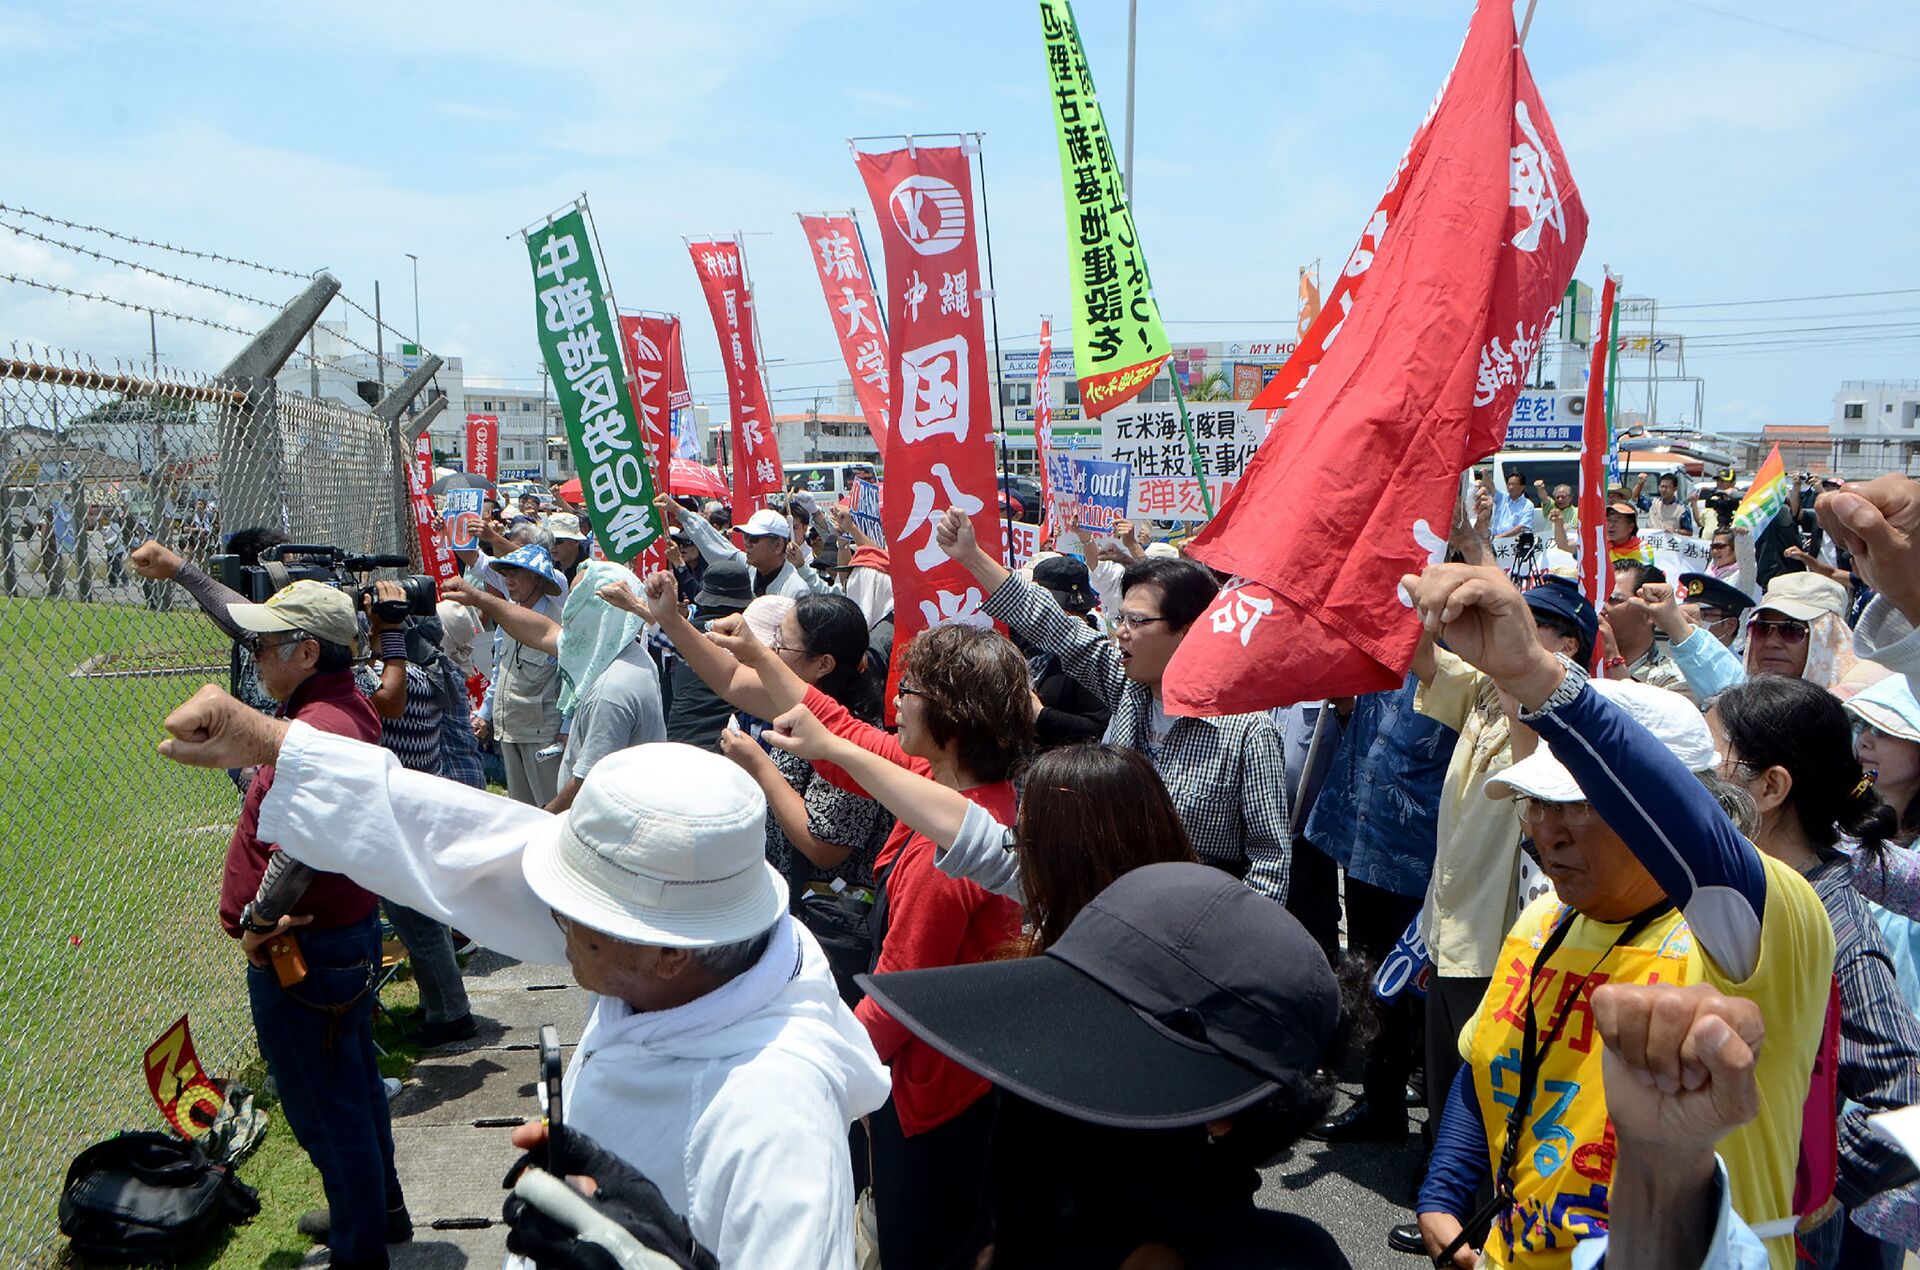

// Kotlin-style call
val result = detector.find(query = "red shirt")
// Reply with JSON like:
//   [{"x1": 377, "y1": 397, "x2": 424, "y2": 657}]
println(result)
[
  {"x1": 802, "y1": 687, "x2": 1021, "y2": 1136},
  {"x1": 218, "y1": 669, "x2": 383, "y2": 938}
]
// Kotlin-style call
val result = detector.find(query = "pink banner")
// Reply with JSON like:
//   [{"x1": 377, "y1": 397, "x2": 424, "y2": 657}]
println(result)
[
  {"x1": 465, "y1": 414, "x2": 498, "y2": 484},
  {"x1": 854, "y1": 143, "x2": 1005, "y2": 686},
  {"x1": 410, "y1": 433, "x2": 458, "y2": 585},
  {"x1": 688, "y1": 239, "x2": 784, "y2": 511},
  {"x1": 799, "y1": 213, "x2": 891, "y2": 453}
]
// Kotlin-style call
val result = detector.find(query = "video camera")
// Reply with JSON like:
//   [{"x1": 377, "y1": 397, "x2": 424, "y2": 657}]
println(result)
[
  {"x1": 1702, "y1": 488, "x2": 1740, "y2": 522},
  {"x1": 211, "y1": 544, "x2": 438, "y2": 624}
]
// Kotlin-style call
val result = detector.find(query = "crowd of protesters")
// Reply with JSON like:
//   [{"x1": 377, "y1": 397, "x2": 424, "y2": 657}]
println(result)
[{"x1": 138, "y1": 462, "x2": 1920, "y2": 1270}]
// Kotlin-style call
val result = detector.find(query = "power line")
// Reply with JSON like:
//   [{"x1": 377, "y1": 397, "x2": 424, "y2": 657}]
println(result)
[
  {"x1": 0, "y1": 219, "x2": 280, "y2": 309},
  {"x1": 0, "y1": 272, "x2": 254, "y2": 336},
  {"x1": 1663, "y1": 0, "x2": 1920, "y2": 66},
  {"x1": 1659, "y1": 287, "x2": 1920, "y2": 310},
  {"x1": 0, "y1": 202, "x2": 310, "y2": 281}
]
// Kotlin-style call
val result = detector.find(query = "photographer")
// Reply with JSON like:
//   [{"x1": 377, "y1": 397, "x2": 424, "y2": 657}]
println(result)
[
  {"x1": 214, "y1": 580, "x2": 411, "y2": 1268},
  {"x1": 362, "y1": 580, "x2": 478, "y2": 1048}
]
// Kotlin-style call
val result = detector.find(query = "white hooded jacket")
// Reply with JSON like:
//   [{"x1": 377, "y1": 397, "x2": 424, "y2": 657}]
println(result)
[{"x1": 258, "y1": 722, "x2": 891, "y2": 1268}]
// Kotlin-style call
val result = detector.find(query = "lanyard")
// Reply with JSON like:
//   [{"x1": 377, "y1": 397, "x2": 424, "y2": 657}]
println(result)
[{"x1": 1431, "y1": 901, "x2": 1671, "y2": 1268}]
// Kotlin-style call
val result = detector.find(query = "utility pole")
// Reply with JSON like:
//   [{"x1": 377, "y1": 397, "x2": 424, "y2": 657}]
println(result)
[
  {"x1": 540, "y1": 364, "x2": 551, "y2": 482},
  {"x1": 405, "y1": 252, "x2": 421, "y2": 346},
  {"x1": 374, "y1": 280, "x2": 387, "y2": 393},
  {"x1": 149, "y1": 312, "x2": 159, "y2": 369},
  {"x1": 1122, "y1": 0, "x2": 1138, "y2": 200}
]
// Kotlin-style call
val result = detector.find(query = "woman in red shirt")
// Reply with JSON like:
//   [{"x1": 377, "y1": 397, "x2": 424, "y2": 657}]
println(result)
[{"x1": 632, "y1": 571, "x2": 1031, "y2": 1269}]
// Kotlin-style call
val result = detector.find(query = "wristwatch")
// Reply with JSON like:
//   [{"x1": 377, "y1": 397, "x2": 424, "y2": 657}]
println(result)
[
  {"x1": 1519, "y1": 653, "x2": 1588, "y2": 723},
  {"x1": 238, "y1": 902, "x2": 280, "y2": 936}
]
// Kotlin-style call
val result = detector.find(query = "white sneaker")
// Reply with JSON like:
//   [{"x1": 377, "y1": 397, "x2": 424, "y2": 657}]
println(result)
[{"x1": 383, "y1": 1077, "x2": 403, "y2": 1101}]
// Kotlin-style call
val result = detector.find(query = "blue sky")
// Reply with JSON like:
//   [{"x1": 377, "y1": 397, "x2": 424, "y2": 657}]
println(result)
[{"x1": 2, "y1": 0, "x2": 1916, "y2": 432}]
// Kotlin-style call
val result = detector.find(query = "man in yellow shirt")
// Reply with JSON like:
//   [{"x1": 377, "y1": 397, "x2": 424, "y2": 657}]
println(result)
[{"x1": 1405, "y1": 564, "x2": 1834, "y2": 1270}]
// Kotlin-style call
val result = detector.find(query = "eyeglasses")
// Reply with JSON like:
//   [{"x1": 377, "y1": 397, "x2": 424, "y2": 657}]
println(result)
[
  {"x1": 767, "y1": 638, "x2": 802, "y2": 655},
  {"x1": 243, "y1": 632, "x2": 308, "y2": 658},
  {"x1": 1711, "y1": 541, "x2": 1735, "y2": 552},
  {"x1": 1854, "y1": 719, "x2": 1900, "y2": 744},
  {"x1": 896, "y1": 682, "x2": 925, "y2": 698},
  {"x1": 1113, "y1": 612, "x2": 1171, "y2": 631},
  {"x1": 1515, "y1": 797, "x2": 1594, "y2": 827},
  {"x1": 1748, "y1": 618, "x2": 1810, "y2": 644}
]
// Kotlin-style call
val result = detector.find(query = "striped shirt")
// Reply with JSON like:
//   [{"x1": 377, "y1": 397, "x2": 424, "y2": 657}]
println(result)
[{"x1": 377, "y1": 661, "x2": 443, "y2": 777}]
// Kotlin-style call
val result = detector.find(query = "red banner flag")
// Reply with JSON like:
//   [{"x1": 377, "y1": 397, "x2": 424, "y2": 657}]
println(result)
[
  {"x1": 144, "y1": 1015, "x2": 225, "y2": 1138},
  {"x1": 465, "y1": 414, "x2": 498, "y2": 484},
  {"x1": 619, "y1": 313, "x2": 682, "y2": 578},
  {"x1": 854, "y1": 143, "x2": 1005, "y2": 680},
  {"x1": 799, "y1": 213, "x2": 891, "y2": 453},
  {"x1": 1033, "y1": 317, "x2": 1064, "y2": 542},
  {"x1": 410, "y1": 433, "x2": 458, "y2": 586},
  {"x1": 1165, "y1": 0, "x2": 1587, "y2": 713},
  {"x1": 1577, "y1": 274, "x2": 1619, "y2": 631},
  {"x1": 687, "y1": 239, "x2": 784, "y2": 512}
]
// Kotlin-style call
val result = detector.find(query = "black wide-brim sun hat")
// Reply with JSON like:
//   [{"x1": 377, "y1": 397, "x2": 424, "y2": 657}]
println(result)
[
  {"x1": 857, "y1": 861, "x2": 1340, "y2": 1130},
  {"x1": 859, "y1": 956, "x2": 1275, "y2": 1129}
]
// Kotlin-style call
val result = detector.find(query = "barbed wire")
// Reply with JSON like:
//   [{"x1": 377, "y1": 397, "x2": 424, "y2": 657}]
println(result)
[
  {"x1": 0, "y1": 202, "x2": 310, "y2": 281},
  {"x1": 0, "y1": 219, "x2": 281, "y2": 309},
  {"x1": 0, "y1": 273, "x2": 254, "y2": 336}
]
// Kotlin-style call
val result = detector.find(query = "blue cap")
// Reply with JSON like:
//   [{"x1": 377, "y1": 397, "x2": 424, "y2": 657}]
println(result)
[
  {"x1": 494, "y1": 543, "x2": 565, "y2": 596},
  {"x1": 1523, "y1": 575, "x2": 1599, "y2": 665}
]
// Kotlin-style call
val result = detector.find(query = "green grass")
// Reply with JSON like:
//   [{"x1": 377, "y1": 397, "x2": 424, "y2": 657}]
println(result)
[{"x1": 0, "y1": 597, "x2": 424, "y2": 1268}]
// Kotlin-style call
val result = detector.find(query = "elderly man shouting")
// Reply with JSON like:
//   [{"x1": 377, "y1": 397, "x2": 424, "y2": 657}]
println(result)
[{"x1": 157, "y1": 683, "x2": 889, "y2": 1269}]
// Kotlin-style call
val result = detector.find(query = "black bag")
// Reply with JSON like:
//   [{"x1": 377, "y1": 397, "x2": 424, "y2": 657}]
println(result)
[{"x1": 59, "y1": 1131, "x2": 259, "y2": 1264}]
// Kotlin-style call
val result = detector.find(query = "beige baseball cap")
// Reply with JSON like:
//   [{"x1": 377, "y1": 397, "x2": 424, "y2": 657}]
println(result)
[
  {"x1": 1753, "y1": 572, "x2": 1848, "y2": 624},
  {"x1": 228, "y1": 579, "x2": 361, "y2": 648}
]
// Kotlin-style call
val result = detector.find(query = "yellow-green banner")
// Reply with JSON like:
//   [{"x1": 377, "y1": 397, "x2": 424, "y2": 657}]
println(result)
[{"x1": 1039, "y1": 0, "x2": 1171, "y2": 417}]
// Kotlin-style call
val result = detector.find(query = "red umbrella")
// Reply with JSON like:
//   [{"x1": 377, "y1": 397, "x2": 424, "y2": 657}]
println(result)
[
  {"x1": 556, "y1": 460, "x2": 730, "y2": 507},
  {"x1": 669, "y1": 459, "x2": 730, "y2": 500}
]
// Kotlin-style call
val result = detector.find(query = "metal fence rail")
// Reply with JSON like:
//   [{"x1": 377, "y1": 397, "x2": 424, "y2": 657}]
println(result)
[{"x1": 0, "y1": 346, "x2": 403, "y2": 1268}]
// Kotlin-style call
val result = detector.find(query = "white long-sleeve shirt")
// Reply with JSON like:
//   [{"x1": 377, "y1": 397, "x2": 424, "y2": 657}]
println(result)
[
  {"x1": 257, "y1": 723, "x2": 890, "y2": 1269},
  {"x1": 673, "y1": 506, "x2": 813, "y2": 600}
]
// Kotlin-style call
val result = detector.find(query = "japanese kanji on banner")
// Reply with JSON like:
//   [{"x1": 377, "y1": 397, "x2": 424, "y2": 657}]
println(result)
[
  {"x1": 1033, "y1": 317, "x2": 1070, "y2": 538},
  {"x1": 854, "y1": 142, "x2": 1005, "y2": 675},
  {"x1": 1103, "y1": 400, "x2": 1267, "y2": 521},
  {"x1": 524, "y1": 204, "x2": 665, "y2": 563},
  {"x1": 465, "y1": 414, "x2": 498, "y2": 484},
  {"x1": 800, "y1": 213, "x2": 891, "y2": 452},
  {"x1": 688, "y1": 238, "x2": 784, "y2": 511},
  {"x1": 408, "y1": 433, "x2": 458, "y2": 584},
  {"x1": 1167, "y1": 0, "x2": 1588, "y2": 713},
  {"x1": 618, "y1": 312, "x2": 684, "y2": 577},
  {"x1": 1038, "y1": 0, "x2": 1172, "y2": 416}
]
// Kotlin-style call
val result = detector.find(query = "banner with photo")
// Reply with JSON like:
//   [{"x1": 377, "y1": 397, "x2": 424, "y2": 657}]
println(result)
[
  {"x1": 443, "y1": 487, "x2": 485, "y2": 552},
  {"x1": 525, "y1": 204, "x2": 664, "y2": 562}
]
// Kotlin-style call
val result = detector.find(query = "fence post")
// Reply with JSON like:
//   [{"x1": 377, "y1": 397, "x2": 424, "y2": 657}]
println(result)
[
  {"x1": 0, "y1": 484, "x2": 14, "y2": 598},
  {"x1": 71, "y1": 475, "x2": 90, "y2": 603},
  {"x1": 373, "y1": 358, "x2": 444, "y2": 565},
  {"x1": 214, "y1": 276, "x2": 340, "y2": 538}
]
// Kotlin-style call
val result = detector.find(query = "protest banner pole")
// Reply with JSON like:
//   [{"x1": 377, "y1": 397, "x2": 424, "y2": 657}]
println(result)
[
  {"x1": 969, "y1": 131, "x2": 1019, "y2": 557},
  {"x1": 737, "y1": 230, "x2": 780, "y2": 514},
  {"x1": 846, "y1": 209, "x2": 888, "y2": 339},
  {"x1": 1167, "y1": 361, "x2": 1215, "y2": 519}
]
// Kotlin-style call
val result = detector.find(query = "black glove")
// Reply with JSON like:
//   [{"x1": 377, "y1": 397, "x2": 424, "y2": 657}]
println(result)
[{"x1": 501, "y1": 1128, "x2": 719, "y2": 1270}]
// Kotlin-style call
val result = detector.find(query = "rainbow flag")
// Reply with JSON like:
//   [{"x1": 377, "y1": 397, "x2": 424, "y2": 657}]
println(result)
[
  {"x1": 1732, "y1": 445, "x2": 1789, "y2": 532},
  {"x1": 1610, "y1": 537, "x2": 1654, "y2": 567}
]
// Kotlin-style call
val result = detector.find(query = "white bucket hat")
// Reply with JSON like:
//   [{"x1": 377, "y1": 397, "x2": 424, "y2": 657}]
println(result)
[
  {"x1": 521, "y1": 743, "x2": 785, "y2": 947},
  {"x1": 1848, "y1": 674, "x2": 1920, "y2": 746},
  {"x1": 1486, "y1": 678, "x2": 1720, "y2": 803}
]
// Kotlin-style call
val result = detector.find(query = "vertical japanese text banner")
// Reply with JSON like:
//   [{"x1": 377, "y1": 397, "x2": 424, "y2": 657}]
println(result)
[
  {"x1": 800, "y1": 214, "x2": 892, "y2": 452},
  {"x1": 465, "y1": 414, "x2": 498, "y2": 483},
  {"x1": 619, "y1": 312, "x2": 682, "y2": 577},
  {"x1": 1039, "y1": 0, "x2": 1172, "y2": 416},
  {"x1": 854, "y1": 142, "x2": 1005, "y2": 656},
  {"x1": 410, "y1": 432, "x2": 459, "y2": 584},
  {"x1": 525, "y1": 207, "x2": 665, "y2": 563},
  {"x1": 687, "y1": 240, "x2": 784, "y2": 511}
]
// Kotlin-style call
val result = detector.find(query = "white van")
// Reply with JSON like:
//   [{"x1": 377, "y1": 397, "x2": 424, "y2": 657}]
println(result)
[{"x1": 784, "y1": 462, "x2": 878, "y2": 500}]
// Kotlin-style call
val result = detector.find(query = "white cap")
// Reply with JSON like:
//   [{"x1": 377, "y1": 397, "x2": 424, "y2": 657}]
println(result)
[
  {"x1": 546, "y1": 512, "x2": 587, "y2": 542},
  {"x1": 520, "y1": 743, "x2": 786, "y2": 947},
  {"x1": 1848, "y1": 673, "x2": 1920, "y2": 746},
  {"x1": 743, "y1": 594, "x2": 796, "y2": 650},
  {"x1": 736, "y1": 508, "x2": 792, "y2": 540},
  {"x1": 1486, "y1": 678, "x2": 1720, "y2": 803}
]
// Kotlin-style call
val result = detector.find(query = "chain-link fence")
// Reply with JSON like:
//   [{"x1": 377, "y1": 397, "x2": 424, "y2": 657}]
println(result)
[{"x1": 0, "y1": 346, "x2": 405, "y2": 1268}]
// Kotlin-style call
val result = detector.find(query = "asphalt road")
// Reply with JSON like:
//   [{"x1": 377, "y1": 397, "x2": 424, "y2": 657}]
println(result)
[{"x1": 1257, "y1": 1083, "x2": 1431, "y2": 1268}]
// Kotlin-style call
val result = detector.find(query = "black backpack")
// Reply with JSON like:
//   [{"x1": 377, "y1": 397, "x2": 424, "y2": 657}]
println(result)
[{"x1": 59, "y1": 1131, "x2": 259, "y2": 1264}]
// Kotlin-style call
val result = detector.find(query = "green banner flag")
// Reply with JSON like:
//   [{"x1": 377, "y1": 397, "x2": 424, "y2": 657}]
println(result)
[
  {"x1": 525, "y1": 204, "x2": 663, "y2": 562},
  {"x1": 1039, "y1": 0, "x2": 1172, "y2": 417}
]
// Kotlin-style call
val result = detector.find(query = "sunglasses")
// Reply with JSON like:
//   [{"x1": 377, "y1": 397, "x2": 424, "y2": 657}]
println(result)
[
  {"x1": 1516, "y1": 798, "x2": 1594, "y2": 828},
  {"x1": 1748, "y1": 618, "x2": 1809, "y2": 644}
]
